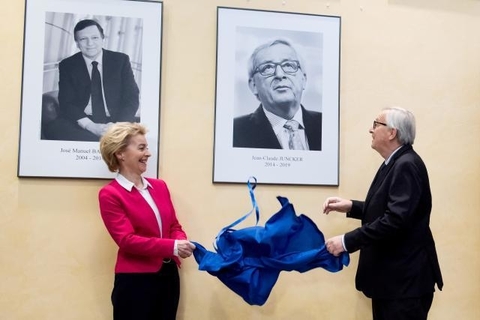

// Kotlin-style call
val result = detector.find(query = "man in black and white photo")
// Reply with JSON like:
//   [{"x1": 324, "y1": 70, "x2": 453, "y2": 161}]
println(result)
[
  {"x1": 44, "y1": 19, "x2": 140, "y2": 141},
  {"x1": 233, "y1": 38, "x2": 322, "y2": 151}
]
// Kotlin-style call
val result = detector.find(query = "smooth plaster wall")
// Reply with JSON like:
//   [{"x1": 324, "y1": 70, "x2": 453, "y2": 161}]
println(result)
[{"x1": 1, "y1": 0, "x2": 479, "y2": 319}]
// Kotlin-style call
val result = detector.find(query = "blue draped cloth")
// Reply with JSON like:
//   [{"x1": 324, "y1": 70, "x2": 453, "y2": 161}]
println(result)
[{"x1": 192, "y1": 180, "x2": 349, "y2": 306}]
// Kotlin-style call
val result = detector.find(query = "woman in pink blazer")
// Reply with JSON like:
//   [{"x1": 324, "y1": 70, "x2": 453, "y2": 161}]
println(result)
[{"x1": 99, "y1": 122, "x2": 195, "y2": 320}]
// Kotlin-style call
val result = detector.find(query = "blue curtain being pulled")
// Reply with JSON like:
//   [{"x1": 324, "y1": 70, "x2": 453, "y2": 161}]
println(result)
[{"x1": 192, "y1": 183, "x2": 349, "y2": 306}]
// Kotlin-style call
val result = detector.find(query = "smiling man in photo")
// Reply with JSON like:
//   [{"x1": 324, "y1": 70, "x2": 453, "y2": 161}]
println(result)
[{"x1": 45, "y1": 19, "x2": 140, "y2": 142}]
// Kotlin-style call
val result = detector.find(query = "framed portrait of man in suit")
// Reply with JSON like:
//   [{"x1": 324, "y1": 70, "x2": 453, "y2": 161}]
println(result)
[
  {"x1": 18, "y1": 0, "x2": 163, "y2": 179},
  {"x1": 213, "y1": 7, "x2": 341, "y2": 186}
]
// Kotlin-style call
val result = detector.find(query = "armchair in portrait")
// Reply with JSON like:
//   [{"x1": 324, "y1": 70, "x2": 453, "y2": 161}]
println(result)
[{"x1": 41, "y1": 90, "x2": 60, "y2": 140}]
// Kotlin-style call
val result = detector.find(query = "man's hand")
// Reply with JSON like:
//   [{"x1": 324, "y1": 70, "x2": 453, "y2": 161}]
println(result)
[
  {"x1": 325, "y1": 235, "x2": 345, "y2": 256},
  {"x1": 322, "y1": 197, "x2": 352, "y2": 214}
]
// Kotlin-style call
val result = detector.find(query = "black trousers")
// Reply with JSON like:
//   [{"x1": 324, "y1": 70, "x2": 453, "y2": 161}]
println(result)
[
  {"x1": 112, "y1": 261, "x2": 180, "y2": 320},
  {"x1": 372, "y1": 293, "x2": 434, "y2": 320}
]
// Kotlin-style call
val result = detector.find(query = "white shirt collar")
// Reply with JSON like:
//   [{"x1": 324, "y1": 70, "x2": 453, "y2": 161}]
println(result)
[
  {"x1": 82, "y1": 50, "x2": 104, "y2": 67},
  {"x1": 385, "y1": 145, "x2": 404, "y2": 165},
  {"x1": 115, "y1": 173, "x2": 152, "y2": 191},
  {"x1": 262, "y1": 106, "x2": 305, "y2": 135}
]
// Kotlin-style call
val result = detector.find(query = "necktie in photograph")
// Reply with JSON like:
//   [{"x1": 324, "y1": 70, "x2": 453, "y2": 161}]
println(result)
[
  {"x1": 284, "y1": 120, "x2": 305, "y2": 150},
  {"x1": 91, "y1": 61, "x2": 107, "y2": 123}
]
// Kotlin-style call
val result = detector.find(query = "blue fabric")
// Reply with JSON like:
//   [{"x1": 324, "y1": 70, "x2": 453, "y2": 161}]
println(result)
[{"x1": 192, "y1": 182, "x2": 349, "y2": 306}]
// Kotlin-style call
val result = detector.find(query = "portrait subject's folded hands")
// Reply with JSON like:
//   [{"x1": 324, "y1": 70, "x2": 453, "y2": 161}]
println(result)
[{"x1": 85, "y1": 122, "x2": 110, "y2": 137}]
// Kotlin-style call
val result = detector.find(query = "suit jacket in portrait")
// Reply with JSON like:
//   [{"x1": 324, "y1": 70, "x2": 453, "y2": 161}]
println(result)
[
  {"x1": 344, "y1": 144, "x2": 443, "y2": 299},
  {"x1": 58, "y1": 49, "x2": 140, "y2": 123},
  {"x1": 99, "y1": 178, "x2": 188, "y2": 273},
  {"x1": 233, "y1": 105, "x2": 322, "y2": 150}
]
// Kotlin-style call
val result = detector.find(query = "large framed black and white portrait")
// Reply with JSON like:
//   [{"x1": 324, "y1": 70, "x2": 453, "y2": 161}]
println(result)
[
  {"x1": 17, "y1": 0, "x2": 163, "y2": 178},
  {"x1": 213, "y1": 7, "x2": 341, "y2": 186}
]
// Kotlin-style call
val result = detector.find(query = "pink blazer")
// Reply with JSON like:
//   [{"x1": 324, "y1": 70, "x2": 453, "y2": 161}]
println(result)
[{"x1": 99, "y1": 178, "x2": 188, "y2": 273}]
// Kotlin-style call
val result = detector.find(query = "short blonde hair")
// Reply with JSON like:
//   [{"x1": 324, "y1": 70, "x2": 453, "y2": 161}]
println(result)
[{"x1": 99, "y1": 122, "x2": 148, "y2": 172}]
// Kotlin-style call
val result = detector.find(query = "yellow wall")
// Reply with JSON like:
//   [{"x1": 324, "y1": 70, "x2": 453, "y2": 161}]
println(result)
[{"x1": 1, "y1": 0, "x2": 479, "y2": 319}]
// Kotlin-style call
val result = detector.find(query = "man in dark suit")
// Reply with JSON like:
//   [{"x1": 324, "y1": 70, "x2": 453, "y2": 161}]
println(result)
[
  {"x1": 44, "y1": 19, "x2": 139, "y2": 141},
  {"x1": 322, "y1": 107, "x2": 443, "y2": 320},
  {"x1": 233, "y1": 39, "x2": 322, "y2": 150}
]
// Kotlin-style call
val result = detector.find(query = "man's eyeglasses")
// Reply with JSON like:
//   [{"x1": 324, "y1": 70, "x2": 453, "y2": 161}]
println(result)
[
  {"x1": 253, "y1": 60, "x2": 301, "y2": 77},
  {"x1": 372, "y1": 120, "x2": 387, "y2": 129}
]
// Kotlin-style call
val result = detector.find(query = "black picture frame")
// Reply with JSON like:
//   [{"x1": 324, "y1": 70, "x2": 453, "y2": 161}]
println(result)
[{"x1": 213, "y1": 7, "x2": 341, "y2": 185}]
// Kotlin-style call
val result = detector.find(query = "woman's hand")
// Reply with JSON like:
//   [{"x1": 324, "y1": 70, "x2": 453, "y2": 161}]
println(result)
[{"x1": 177, "y1": 240, "x2": 196, "y2": 259}]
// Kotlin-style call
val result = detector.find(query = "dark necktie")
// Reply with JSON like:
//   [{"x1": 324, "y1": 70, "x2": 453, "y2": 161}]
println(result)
[
  {"x1": 91, "y1": 61, "x2": 107, "y2": 123},
  {"x1": 284, "y1": 120, "x2": 305, "y2": 150}
]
